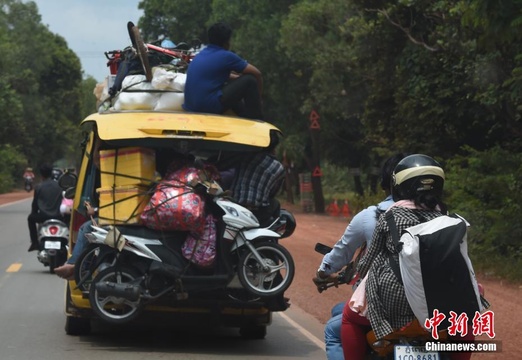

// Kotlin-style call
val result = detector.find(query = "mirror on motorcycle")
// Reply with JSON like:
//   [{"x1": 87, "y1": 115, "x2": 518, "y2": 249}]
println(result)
[
  {"x1": 58, "y1": 171, "x2": 78, "y2": 190},
  {"x1": 314, "y1": 243, "x2": 333, "y2": 255}
]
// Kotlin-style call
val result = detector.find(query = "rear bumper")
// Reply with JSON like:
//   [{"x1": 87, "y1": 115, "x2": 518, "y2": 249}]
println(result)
[{"x1": 65, "y1": 282, "x2": 279, "y2": 327}]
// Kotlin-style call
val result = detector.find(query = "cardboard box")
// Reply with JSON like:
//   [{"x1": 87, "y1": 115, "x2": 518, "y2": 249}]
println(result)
[
  {"x1": 97, "y1": 186, "x2": 151, "y2": 225},
  {"x1": 100, "y1": 147, "x2": 156, "y2": 187}
]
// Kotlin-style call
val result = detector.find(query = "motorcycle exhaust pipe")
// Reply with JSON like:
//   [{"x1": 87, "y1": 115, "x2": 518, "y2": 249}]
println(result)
[{"x1": 95, "y1": 281, "x2": 141, "y2": 302}]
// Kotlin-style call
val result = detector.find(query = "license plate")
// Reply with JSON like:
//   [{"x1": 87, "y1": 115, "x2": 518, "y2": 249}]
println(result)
[
  {"x1": 44, "y1": 241, "x2": 61, "y2": 250},
  {"x1": 394, "y1": 345, "x2": 440, "y2": 360}
]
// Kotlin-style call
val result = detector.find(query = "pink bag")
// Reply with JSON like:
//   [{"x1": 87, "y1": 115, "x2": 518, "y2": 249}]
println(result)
[
  {"x1": 140, "y1": 167, "x2": 205, "y2": 232},
  {"x1": 181, "y1": 214, "x2": 218, "y2": 268}
]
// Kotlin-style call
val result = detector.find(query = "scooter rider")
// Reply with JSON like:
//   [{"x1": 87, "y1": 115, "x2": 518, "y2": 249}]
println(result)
[
  {"x1": 27, "y1": 163, "x2": 63, "y2": 252},
  {"x1": 313, "y1": 153, "x2": 406, "y2": 360},
  {"x1": 23, "y1": 167, "x2": 35, "y2": 182}
]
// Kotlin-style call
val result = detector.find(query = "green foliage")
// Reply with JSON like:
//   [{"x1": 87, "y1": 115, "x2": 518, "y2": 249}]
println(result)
[
  {"x1": 0, "y1": 0, "x2": 83, "y2": 192},
  {"x1": 0, "y1": 144, "x2": 26, "y2": 193},
  {"x1": 138, "y1": 0, "x2": 211, "y2": 44},
  {"x1": 445, "y1": 146, "x2": 522, "y2": 280}
]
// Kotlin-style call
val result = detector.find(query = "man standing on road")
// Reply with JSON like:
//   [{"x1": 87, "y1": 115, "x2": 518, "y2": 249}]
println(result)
[
  {"x1": 313, "y1": 153, "x2": 405, "y2": 360},
  {"x1": 27, "y1": 163, "x2": 63, "y2": 252}
]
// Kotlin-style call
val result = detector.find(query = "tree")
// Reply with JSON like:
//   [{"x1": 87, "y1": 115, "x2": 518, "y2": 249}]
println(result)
[
  {"x1": 0, "y1": 0, "x2": 83, "y2": 189},
  {"x1": 138, "y1": 0, "x2": 211, "y2": 45}
]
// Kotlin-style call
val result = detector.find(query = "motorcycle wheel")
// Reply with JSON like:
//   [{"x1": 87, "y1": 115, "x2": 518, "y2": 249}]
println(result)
[
  {"x1": 48, "y1": 259, "x2": 56, "y2": 274},
  {"x1": 238, "y1": 241, "x2": 294, "y2": 298},
  {"x1": 131, "y1": 25, "x2": 152, "y2": 81},
  {"x1": 74, "y1": 244, "x2": 114, "y2": 292},
  {"x1": 89, "y1": 265, "x2": 143, "y2": 325},
  {"x1": 48, "y1": 249, "x2": 67, "y2": 274}
]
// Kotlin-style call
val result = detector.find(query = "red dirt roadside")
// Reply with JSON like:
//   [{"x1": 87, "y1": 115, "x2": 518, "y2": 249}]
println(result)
[{"x1": 2, "y1": 191, "x2": 519, "y2": 358}]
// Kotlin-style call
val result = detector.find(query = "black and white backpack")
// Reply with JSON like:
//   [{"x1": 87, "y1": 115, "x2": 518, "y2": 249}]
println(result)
[{"x1": 386, "y1": 211, "x2": 488, "y2": 330}]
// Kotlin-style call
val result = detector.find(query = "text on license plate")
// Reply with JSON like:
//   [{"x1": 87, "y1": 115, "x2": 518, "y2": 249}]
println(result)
[
  {"x1": 395, "y1": 345, "x2": 439, "y2": 360},
  {"x1": 44, "y1": 241, "x2": 61, "y2": 250}
]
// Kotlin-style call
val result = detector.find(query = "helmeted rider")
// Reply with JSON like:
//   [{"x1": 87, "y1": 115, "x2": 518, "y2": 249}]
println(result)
[
  {"x1": 27, "y1": 163, "x2": 63, "y2": 252},
  {"x1": 23, "y1": 167, "x2": 35, "y2": 181},
  {"x1": 341, "y1": 154, "x2": 475, "y2": 360}
]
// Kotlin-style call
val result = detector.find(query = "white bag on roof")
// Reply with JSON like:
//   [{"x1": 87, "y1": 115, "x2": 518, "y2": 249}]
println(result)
[
  {"x1": 113, "y1": 75, "x2": 159, "y2": 110},
  {"x1": 151, "y1": 68, "x2": 186, "y2": 92},
  {"x1": 154, "y1": 92, "x2": 184, "y2": 111}
]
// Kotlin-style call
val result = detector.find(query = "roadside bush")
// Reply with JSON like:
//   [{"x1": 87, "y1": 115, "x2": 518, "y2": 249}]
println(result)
[
  {"x1": 320, "y1": 161, "x2": 388, "y2": 215},
  {"x1": 444, "y1": 146, "x2": 522, "y2": 281},
  {"x1": 0, "y1": 145, "x2": 27, "y2": 193}
]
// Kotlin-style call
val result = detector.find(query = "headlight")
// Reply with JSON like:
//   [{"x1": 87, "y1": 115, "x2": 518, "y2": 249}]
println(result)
[
  {"x1": 224, "y1": 206, "x2": 239, "y2": 217},
  {"x1": 242, "y1": 211, "x2": 259, "y2": 224}
]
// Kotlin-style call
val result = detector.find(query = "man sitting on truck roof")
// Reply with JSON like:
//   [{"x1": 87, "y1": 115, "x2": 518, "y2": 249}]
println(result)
[{"x1": 183, "y1": 22, "x2": 263, "y2": 120}]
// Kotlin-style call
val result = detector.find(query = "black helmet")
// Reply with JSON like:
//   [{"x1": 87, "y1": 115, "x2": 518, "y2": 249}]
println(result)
[
  {"x1": 392, "y1": 154, "x2": 445, "y2": 201},
  {"x1": 271, "y1": 209, "x2": 296, "y2": 238}
]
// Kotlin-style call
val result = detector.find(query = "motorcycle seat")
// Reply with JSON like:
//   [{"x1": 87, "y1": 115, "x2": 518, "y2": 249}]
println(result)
[{"x1": 116, "y1": 225, "x2": 187, "y2": 242}]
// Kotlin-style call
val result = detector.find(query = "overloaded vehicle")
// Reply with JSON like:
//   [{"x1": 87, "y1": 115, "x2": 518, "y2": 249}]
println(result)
[{"x1": 60, "y1": 24, "x2": 296, "y2": 338}]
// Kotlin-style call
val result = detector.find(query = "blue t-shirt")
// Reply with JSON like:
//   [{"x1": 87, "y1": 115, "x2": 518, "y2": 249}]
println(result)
[{"x1": 183, "y1": 44, "x2": 248, "y2": 114}]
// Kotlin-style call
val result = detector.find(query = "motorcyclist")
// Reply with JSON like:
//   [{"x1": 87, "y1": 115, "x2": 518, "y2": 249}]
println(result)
[
  {"x1": 313, "y1": 153, "x2": 406, "y2": 360},
  {"x1": 341, "y1": 155, "x2": 475, "y2": 360},
  {"x1": 23, "y1": 167, "x2": 35, "y2": 189},
  {"x1": 23, "y1": 167, "x2": 35, "y2": 181},
  {"x1": 27, "y1": 163, "x2": 63, "y2": 252}
]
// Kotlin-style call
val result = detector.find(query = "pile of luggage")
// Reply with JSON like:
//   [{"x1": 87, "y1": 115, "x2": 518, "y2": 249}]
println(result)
[{"x1": 93, "y1": 22, "x2": 202, "y2": 113}]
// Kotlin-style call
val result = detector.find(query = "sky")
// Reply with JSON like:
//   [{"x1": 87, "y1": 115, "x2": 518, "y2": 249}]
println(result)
[{"x1": 31, "y1": 0, "x2": 143, "y2": 82}]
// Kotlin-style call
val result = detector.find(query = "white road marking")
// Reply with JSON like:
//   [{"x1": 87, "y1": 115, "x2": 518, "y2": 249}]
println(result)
[{"x1": 277, "y1": 311, "x2": 325, "y2": 350}]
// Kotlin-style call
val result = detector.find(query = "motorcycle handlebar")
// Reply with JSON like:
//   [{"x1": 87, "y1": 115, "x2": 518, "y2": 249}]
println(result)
[{"x1": 314, "y1": 242, "x2": 355, "y2": 293}]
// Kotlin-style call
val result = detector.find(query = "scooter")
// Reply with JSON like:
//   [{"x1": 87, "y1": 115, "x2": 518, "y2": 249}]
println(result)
[
  {"x1": 24, "y1": 176, "x2": 33, "y2": 192},
  {"x1": 75, "y1": 179, "x2": 296, "y2": 325},
  {"x1": 37, "y1": 219, "x2": 69, "y2": 273},
  {"x1": 314, "y1": 242, "x2": 451, "y2": 359}
]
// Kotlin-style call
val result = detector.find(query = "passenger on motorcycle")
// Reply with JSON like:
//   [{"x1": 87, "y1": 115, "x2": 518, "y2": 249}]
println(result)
[
  {"x1": 60, "y1": 192, "x2": 73, "y2": 225},
  {"x1": 341, "y1": 155, "x2": 474, "y2": 360},
  {"x1": 313, "y1": 153, "x2": 405, "y2": 360},
  {"x1": 27, "y1": 164, "x2": 64, "y2": 252},
  {"x1": 229, "y1": 132, "x2": 284, "y2": 227}
]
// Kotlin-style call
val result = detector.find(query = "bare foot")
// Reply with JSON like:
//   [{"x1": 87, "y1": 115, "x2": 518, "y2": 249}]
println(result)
[{"x1": 54, "y1": 263, "x2": 75, "y2": 280}]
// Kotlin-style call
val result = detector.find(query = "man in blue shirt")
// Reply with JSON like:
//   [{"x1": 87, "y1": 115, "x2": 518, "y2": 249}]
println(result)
[
  {"x1": 183, "y1": 22, "x2": 263, "y2": 120},
  {"x1": 314, "y1": 153, "x2": 405, "y2": 360}
]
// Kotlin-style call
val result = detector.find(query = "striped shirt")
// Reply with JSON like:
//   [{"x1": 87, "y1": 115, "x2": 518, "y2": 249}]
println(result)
[{"x1": 231, "y1": 152, "x2": 284, "y2": 208}]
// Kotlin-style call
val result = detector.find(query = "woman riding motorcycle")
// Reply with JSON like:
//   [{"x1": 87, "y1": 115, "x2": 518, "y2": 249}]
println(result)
[{"x1": 341, "y1": 154, "x2": 476, "y2": 360}]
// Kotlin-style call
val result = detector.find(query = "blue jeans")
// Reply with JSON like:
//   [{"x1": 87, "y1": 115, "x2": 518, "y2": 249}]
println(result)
[
  {"x1": 325, "y1": 302, "x2": 345, "y2": 360},
  {"x1": 67, "y1": 219, "x2": 94, "y2": 264}
]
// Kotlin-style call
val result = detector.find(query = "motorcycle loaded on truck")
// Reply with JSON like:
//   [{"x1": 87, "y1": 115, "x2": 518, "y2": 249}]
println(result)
[{"x1": 62, "y1": 112, "x2": 296, "y2": 339}]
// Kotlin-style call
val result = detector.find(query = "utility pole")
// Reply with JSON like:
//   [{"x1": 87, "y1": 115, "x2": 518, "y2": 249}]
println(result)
[{"x1": 309, "y1": 109, "x2": 325, "y2": 213}]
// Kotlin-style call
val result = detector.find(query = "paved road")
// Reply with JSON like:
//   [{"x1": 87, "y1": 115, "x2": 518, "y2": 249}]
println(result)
[{"x1": 0, "y1": 198, "x2": 327, "y2": 359}]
